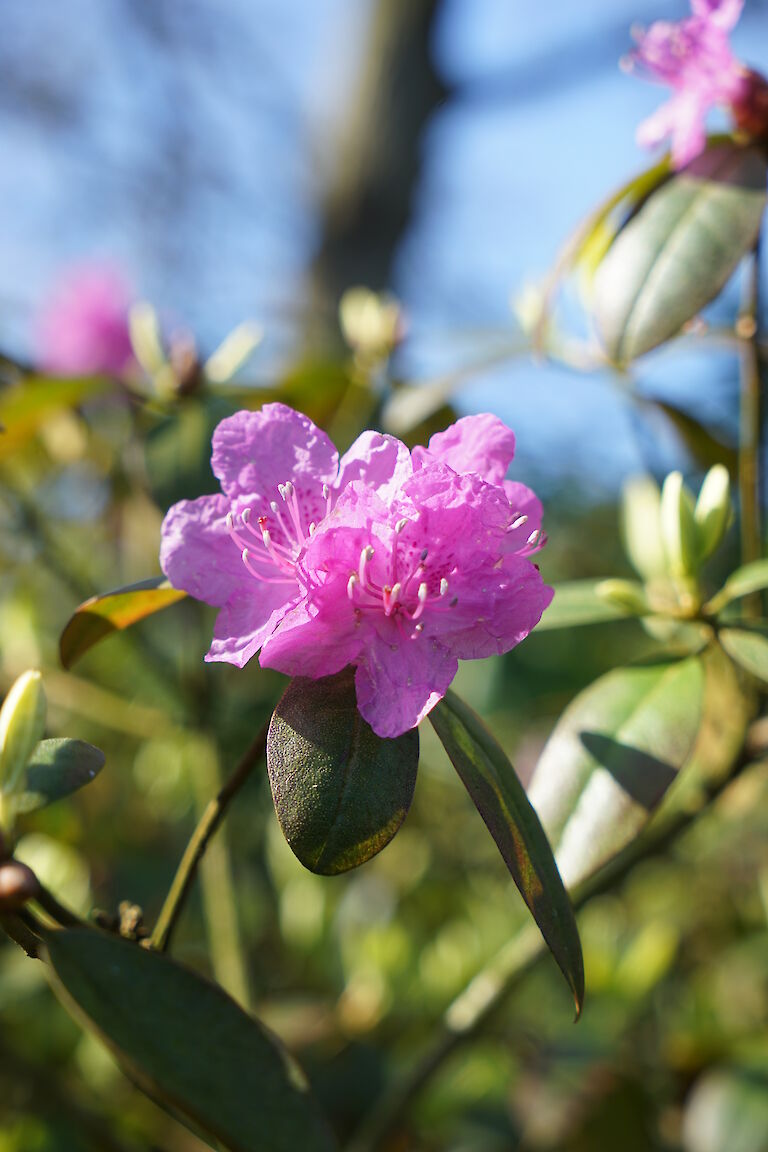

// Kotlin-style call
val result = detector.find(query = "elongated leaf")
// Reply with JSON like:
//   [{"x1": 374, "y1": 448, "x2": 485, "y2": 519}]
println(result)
[
  {"x1": 60, "y1": 577, "x2": 187, "y2": 669},
  {"x1": 47, "y1": 929, "x2": 335, "y2": 1152},
  {"x1": 719, "y1": 628, "x2": 768, "y2": 684},
  {"x1": 536, "y1": 579, "x2": 642, "y2": 631},
  {"x1": 429, "y1": 690, "x2": 584, "y2": 1015},
  {"x1": 267, "y1": 669, "x2": 419, "y2": 875},
  {"x1": 0, "y1": 375, "x2": 110, "y2": 454},
  {"x1": 707, "y1": 560, "x2": 768, "y2": 612},
  {"x1": 529, "y1": 658, "x2": 704, "y2": 889},
  {"x1": 14, "y1": 738, "x2": 105, "y2": 814},
  {"x1": 593, "y1": 144, "x2": 767, "y2": 363}
]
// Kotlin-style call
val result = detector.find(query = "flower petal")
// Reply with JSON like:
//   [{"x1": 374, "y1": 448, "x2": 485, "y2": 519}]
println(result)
[
  {"x1": 259, "y1": 586, "x2": 364, "y2": 678},
  {"x1": 412, "y1": 414, "x2": 516, "y2": 485},
  {"x1": 211, "y1": 403, "x2": 338, "y2": 501},
  {"x1": 354, "y1": 631, "x2": 458, "y2": 738},
  {"x1": 160, "y1": 494, "x2": 249, "y2": 607},
  {"x1": 504, "y1": 481, "x2": 544, "y2": 553},
  {"x1": 337, "y1": 431, "x2": 412, "y2": 501},
  {"x1": 691, "y1": 0, "x2": 743, "y2": 31},
  {"x1": 439, "y1": 556, "x2": 554, "y2": 661},
  {"x1": 206, "y1": 585, "x2": 295, "y2": 668}
]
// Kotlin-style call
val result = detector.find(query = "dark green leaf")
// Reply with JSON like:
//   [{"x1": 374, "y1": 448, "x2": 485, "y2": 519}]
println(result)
[
  {"x1": 47, "y1": 929, "x2": 336, "y2": 1152},
  {"x1": 719, "y1": 627, "x2": 768, "y2": 684},
  {"x1": 429, "y1": 690, "x2": 584, "y2": 1016},
  {"x1": 267, "y1": 669, "x2": 419, "y2": 875},
  {"x1": 536, "y1": 579, "x2": 641, "y2": 631},
  {"x1": 15, "y1": 738, "x2": 105, "y2": 814},
  {"x1": 529, "y1": 658, "x2": 705, "y2": 888},
  {"x1": 60, "y1": 577, "x2": 187, "y2": 669},
  {"x1": 592, "y1": 144, "x2": 767, "y2": 363}
]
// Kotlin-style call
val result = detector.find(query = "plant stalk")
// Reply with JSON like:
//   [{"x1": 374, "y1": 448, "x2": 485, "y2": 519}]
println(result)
[
  {"x1": 149, "y1": 721, "x2": 269, "y2": 954},
  {"x1": 738, "y1": 240, "x2": 764, "y2": 615}
]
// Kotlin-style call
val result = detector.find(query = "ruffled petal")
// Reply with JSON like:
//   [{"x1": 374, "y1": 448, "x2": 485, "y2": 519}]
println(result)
[
  {"x1": 691, "y1": 0, "x2": 743, "y2": 31},
  {"x1": 259, "y1": 584, "x2": 364, "y2": 678},
  {"x1": 439, "y1": 555, "x2": 553, "y2": 661},
  {"x1": 412, "y1": 414, "x2": 516, "y2": 486},
  {"x1": 337, "y1": 431, "x2": 412, "y2": 502},
  {"x1": 504, "y1": 481, "x2": 544, "y2": 553},
  {"x1": 160, "y1": 493, "x2": 249, "y2": 607},
  {"x1": 354, "y1": 630, "x2": 458, "y2": 738},
  {"x1": 206, "y1": 585, "x2": 296, "y2": 668},
  {"x1": 211, "y1": 403, "x2": 338, "y2": 501}
]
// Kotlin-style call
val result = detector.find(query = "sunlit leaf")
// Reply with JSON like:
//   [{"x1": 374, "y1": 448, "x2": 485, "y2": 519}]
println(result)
[
  {"x1": 528, "y1": 657, "x2": 704, "y2": 888},
  {"x1": 592, "y1": 144, "x2": 767, "y2": 363},
  {"x1": 14, "y1": 738, "x2": 105, "y2": 814},
  {"x1": 719, "y1": 627, "x2": 768, "y2": 685},
  {"x1": 429, "y1": 690, "x2": 584, "y2": 1015},
  {"x1": 0, "y1": 375, "x2": 110, "y2": 454},
  {"x1": 536, "y1": 579, "x2": 643, "y2": 631},
  {"x1": 47, "y1": 929, "x2": 335, "y2": 1152},
  {"x1": 267, "y1": 669, "x2": 419, "y2": 875},
  {"x1": 60, "y1": 577, "x2": 186, "y2": 669},
  {"x1": 706, "y1": 559, "x2": 768, "y2": 612}
]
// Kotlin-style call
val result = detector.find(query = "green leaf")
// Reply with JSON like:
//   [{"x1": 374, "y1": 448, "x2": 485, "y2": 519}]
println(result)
[
  {"x1": 536, "y1": 579, "x2": 643, "y2": 631},
  {"x1": 707, "y1": 559, "x2": 768, "y2": 612},
  {"x1": 267, "y1": 669, "x2": 419, "y2": 875},
  {"x1": 528, "y1": 658, "x2": 705, "y2": 888},
  {"x1": 592, "y1": 144, "x2": 767, "y2": 363},
  {"x1": 60, "y1": 577, "x2": 187, "y2": 669},
  {"x1": 719, "y1": 628, "x2": 768, "y2": 684},
  {"x1": 0, "y1": 375, "x2": 110, "y2": 454},
  {"x1": 46, "y1": 929, "x2": 336, "y2": 1152},
  {"x1": 14, "y1": 739, "x2": 105, "y2": 814},
  {"x1": 429, "y1": 690, "x2": 584, "y2": 1016}
]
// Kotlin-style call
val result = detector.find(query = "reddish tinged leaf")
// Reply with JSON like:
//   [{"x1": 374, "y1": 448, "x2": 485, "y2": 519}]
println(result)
[{"x1": 60, "y1": 577, "x2": 186, "y2": 669}]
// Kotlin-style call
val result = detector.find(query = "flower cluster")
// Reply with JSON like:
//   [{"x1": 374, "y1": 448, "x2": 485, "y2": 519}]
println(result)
[
  {"x1": 623, "y1": 0, "x2": 767, "y2": 168},
  {"x1": 35, "y1": 264, "x2": 135, "y2": 378},
  {"x1": 160, "y1": 404, "x2": 552, "y2": 737}
]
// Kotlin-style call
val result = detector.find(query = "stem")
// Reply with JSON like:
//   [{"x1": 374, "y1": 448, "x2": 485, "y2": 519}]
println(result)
[
  {"x1": 149, "y1": 721, "x2": 269, "y2": 954},
  {"x1": 347, "y1": 747, "x2": 756, "y2": 1152},
  {"x1": 738, "y1": 240, "x2": 764, "y2": 613},
  {"x1": 34, "y1": 883, "x2": 89, "y2": 929}
]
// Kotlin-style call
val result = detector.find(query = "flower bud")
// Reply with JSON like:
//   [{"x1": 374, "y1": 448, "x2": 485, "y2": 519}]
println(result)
[
  {"x1": 660, "y1": 471, "x2": 698, "y2": 578},
  {"x1": 0, "y1": 860, "x2": 40, "y2": 910},
  {"x1": 339, "y1": 287, "x2": 403, "y2": 358},
  {"x1": 620, "y1": 475, "x2": 667, "y2": 581},
  {"x1": 694, "y1": 464, "x2": 731, "y2": 561},
  {"x1": 0, "y1": 671, "x2": 46, "y2": 799},
  {"x1": 594, "y1": 579, "x2": 649, "y2": 615}
]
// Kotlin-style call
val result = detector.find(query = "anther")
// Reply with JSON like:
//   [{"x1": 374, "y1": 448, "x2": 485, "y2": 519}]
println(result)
[
  {"x1": 347, "y1": 574, "x2": 358, "y2": 600},
  {"x1": 395, "y1": 518, "x2": 409, "y2": 534},
  {"x1": 510, "y1": 514, "x2": 528, "y2": 530},
  {"x1": 242, "y1": 508, "x2": 252, "y2": 524},
  {"x1": 270, "y1": 501, "x2": 280, "y2": 514},
  {"x1": 418, "y1": 582, "x2": 428, "y2": 604},
  {"x1": 309, "y1": 522, "x2": 316, "y2": 535},
  {"x1": 527, "y1": 529, "x2": 541, "y2": 546},
  {"x1": 420, "y1": 549, "x2": 428, "y2": 562},
  {"x1": 440, "y1": 577, "x2": 449, "y2": 597},
  {"x1": 449, "y1": 596, "x2": 458, "y2": 608}
]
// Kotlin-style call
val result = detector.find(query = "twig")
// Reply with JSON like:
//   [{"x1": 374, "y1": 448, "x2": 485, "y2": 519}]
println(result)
[
  {"x1": 149, "y1": 721, "x2": 269, "y2": 953},
  {"x1": 737, "y1": 240, "x2": 764, "y2": 615}
]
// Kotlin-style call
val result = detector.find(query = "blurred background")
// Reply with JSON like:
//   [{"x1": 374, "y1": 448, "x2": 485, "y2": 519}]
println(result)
[{"x1": 2, "y1": 2, "x2": 768, "y2": 1150}]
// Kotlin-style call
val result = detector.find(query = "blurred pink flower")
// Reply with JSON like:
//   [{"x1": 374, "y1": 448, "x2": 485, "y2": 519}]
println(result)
[
  {"x1": 35, "y1": 264, "x2": 135, "y2": 377},
  {"x1": 623, "y1": 0, "x2": 753, "y2": 167},
  {"x1": 160, "y1": 404, "x2": 552, "y2": 737}
]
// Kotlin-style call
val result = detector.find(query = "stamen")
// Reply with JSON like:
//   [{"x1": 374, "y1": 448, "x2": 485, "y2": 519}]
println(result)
[
  {"x1": 359, "y1": 545, "x2": 374, "y2": 587},
  {"x1": 440, "y1": 577, "x2": 449, "y2": 597},
  {"x1": 509, "y1": 514, "x2": 528, "y2": 531},
  {"x1": 347, "y1": 573, "x2": 358, "y2": 600},
  {"x1": 323, "y1": 483, "x2": 332, "y2": 516},
  {"x1": 395, "y1": 518, "x2": 409, "y2": 533},
  {"x1": 527, "y1": 529, "x2": 541, "y2": 547},
  {"x1": 242, "y1": 549, "x2": 293, "y2": 585}
]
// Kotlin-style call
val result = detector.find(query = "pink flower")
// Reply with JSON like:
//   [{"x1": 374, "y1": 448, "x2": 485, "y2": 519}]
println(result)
[
  {"x1": 160, "y1": 404, "x2": 552, "y2": 737},
  {"x1": 35, "y1": 264, "x2": 136, "y2": 377},
  {"x1": 623, "y1": 0, "x2": 753, "y2": 167}
]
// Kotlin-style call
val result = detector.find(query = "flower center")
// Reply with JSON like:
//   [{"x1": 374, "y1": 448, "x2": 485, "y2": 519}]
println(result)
[{"x1": 225, "y1": 479, "x2": 332, "y2": 585}]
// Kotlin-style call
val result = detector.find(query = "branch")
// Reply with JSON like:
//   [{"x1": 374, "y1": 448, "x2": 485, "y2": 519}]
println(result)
[
  {"x1": 737, "y1": 239, "x2": 764, "y2": 614},
  {"x1": 149, "y1": 721, "x2": 269, "y2": 953}
]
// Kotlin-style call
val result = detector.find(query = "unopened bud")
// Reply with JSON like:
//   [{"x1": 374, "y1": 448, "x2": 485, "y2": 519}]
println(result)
[
  {"x1": 339, "y1": 287, "x2": 403, "y2": 358},
  {"x1": 694, "y1": 464, "x2": 731, "y2": 560},
  {"x1": 0, "y1": 671, "x2": 46, "y2": 800},
  {"x1": 621, "y1": 475, "x2": 667, "y2": 581},
  {"x1": 594, "y1": 579, "x2": 649, "y2": 615},
  {"x1": 0, "y1": 860, "x2": 40, "y2": 910},
  {"x1": 660, "y1": 471, "x2": 698, "y2": 578}
]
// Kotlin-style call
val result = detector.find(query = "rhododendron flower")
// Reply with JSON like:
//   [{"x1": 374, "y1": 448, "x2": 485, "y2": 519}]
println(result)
[
  {"x1": 35, "y1": 264, "x2": 135, "y2": 377},
  {"x1": 160, "y1": 404, "x2": 552, "y2": 737},
  {"x1": 622, "y1": 0, "x2": 759, "y2": 167}
]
